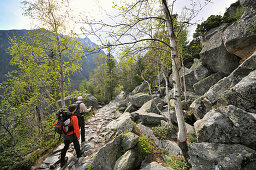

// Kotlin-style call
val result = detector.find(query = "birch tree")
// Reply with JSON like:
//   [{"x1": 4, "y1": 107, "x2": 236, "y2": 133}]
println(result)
[{"x1": 22, "y1": 0, "x2": 83, "y2": 108}]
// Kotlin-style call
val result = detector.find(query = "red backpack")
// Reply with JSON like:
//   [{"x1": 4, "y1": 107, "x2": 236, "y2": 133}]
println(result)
[{"x1": 54, "y1": 110, "x2": 74, "y2": 136}]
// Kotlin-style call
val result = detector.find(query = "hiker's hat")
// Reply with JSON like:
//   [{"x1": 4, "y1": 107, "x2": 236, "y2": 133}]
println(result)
[{"x1": 78, "y1": 96, "x2": 83, "y2": 100}]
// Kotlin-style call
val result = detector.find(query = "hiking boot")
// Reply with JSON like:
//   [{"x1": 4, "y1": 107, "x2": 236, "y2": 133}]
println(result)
[{"x1": 60, "y1": 157, "x2": 68, "y2": 167}]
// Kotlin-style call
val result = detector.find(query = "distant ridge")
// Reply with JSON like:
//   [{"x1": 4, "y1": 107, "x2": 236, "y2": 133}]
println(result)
[{"x1": 0, "y1": 29, "x2": 105, "y2": 89}]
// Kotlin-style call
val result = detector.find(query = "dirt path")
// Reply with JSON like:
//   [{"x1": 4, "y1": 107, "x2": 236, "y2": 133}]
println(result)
[{"x1": 35, "y1": 101, "x2": 118, "y2": 170}]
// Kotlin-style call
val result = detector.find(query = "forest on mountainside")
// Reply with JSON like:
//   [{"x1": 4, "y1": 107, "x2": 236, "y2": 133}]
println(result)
[{"x1": 0, "y1": 0, "x2": 248, "y2": 169}]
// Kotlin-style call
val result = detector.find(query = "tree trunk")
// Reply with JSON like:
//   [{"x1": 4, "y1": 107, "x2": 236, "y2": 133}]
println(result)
[
  {"x1": 161, "y1": 0, "x2": 189, "y2": 163},
  {"x1": 59, "y1": 55, "x2": 65, "y2": 108},
  {"x1": 163, "y1": 72, "x2": 174, "y2": 129}
]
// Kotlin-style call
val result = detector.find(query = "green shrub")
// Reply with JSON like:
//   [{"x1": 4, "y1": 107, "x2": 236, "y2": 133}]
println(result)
[
  {"x1": 194, "y1": 15, "x2": 222, "y2": 37},
  {"x1": 132, "y1": 121, "x2": 138, "y2": 134},
  {"x1": 121, "y1": 131, "x2": 129, "y2": 139},
  {"x1": 188, "y1": 132, "x2": 197, "y2": 144},
  {"x1": 152, "y1": 126, "x2": 172, "y2": 140},
  {"x1": 163, "y1": 152, "x2": 189, "y2": 170},
  {"x1": 137, "y1": 136, "x2": 154, "y2": 160},
  {"x1": 10, "y1": 138, "x2": 61, "y2": 170},
  {"x1": 222, "y1": 1, "x2": 244, "y2": 23},
  {"x1": 88, "y1": 156, "x2": 96, "y2": 170},
  {"x1": 194, "y1": 3, "x2": 244, "y2": 39}
]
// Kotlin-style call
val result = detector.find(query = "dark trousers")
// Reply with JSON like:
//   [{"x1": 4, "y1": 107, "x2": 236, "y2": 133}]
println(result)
[
  {"x1": 61, "y1": 134, "x2": 81, "y2": 166},
  {"x1": 78, "y1": 116, "x2": 85, "y2": 142}
]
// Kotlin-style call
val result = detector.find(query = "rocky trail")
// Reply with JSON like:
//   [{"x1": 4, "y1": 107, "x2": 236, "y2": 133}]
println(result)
[{"x1": 36, "y1": 101, "x2": 119, "y2": 170}]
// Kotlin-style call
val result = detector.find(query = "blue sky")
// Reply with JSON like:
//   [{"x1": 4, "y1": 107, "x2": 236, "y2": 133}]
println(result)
[
  {"x1": 0, "y1": 0, "x2": 238, "y2": 33},
  {"x1": 0, "y1": 0, "x2": 30, "y2": 30}
]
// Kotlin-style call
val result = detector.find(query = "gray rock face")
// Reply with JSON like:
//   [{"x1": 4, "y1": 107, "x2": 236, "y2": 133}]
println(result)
[
  {"x1": 190, "y1": 58, "x2": 210, "y2": 81},
  {"x1": 122, "y1": 132, "x2": 139, "y2": 150},
  {"x1": 83, "y1": 93, "x2": 99, "y2": 109},
  {"x1": 115, "y1": 91, "x2": 126, "y2": 101},
  {"x1": 117, "y1": 99, "x2": 129, "y2": 108},
  {"x1": 223, "y1": 1, "x2": 240, "y2": 18},
  {"x1": 107, "y1": 112, "x2": 134, "y2": 134},
  {"x1": 193, "y1": 73, "x2": 224, "y2": 95},
  {"x1": 223, "y1": 4, "x2": 256, "y2": 60},
  {"x1": 135, "y1": 111, "x2": 167, "y2": 126},
  {"x1": 113, "y1": 149, "x2": 137, "y2": 170},
  {"x1": 124, "y1": 104, "x2": 137, "y2": 113},
  {"x1": 139, "y1": 97, "x2": 166, "y2": 114},
  {"x1": 195, "y1": 105, "x2": 256, "y2": 149},
  {"x1": 57, "y1": 93, "x2": 99, "y2": 109},
  {"x1": 190, "y1": 97, "x2": 212, "y2": 120},
  {"x1": 140, "y1": 162, "x2": 171, "y2": 170},
  {"x1": 180, "y1": 70, "x2": 198, "y2": 92},
  {"x1": 200, "y1": 23, "x2": 240, "y2": 75},
  {"x1": 128, "y1": 93, "x2": 152, "y2": 108},
  {"x1": 190, "y1": 52, "x2": 256, "y2": 118},
  {"x1": 90, "y1": 135, "x2": 122, "y2": 170},
  {"x1": 188, "y1": 143, "x2": 256, "y2": 170},
  {"x1": 240, "y1": 0, "x2": 256, "y2": 8},
  {"x1": 132, "y1": 84, "x2": 149, "y2": 95},
  {"x1": 218, "y1": 70, "x2": 256, "y2": 113}
]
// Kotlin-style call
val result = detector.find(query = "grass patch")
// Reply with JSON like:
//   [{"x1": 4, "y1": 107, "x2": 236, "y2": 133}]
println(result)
[
  {"x1": 152, "y1": 126, "x2": 173, "y2": 140},
  {"x1": 132, "y1": 121, "x2": 139, "y2": 134},
  {"x1": 188, "y1": 132, "x2": 197, "y2": 144},
  {"x1": 163, "y1": 152, "x2": 189, "y2": 170},
  {"x1": 88, "y1": 156, "x2": 96, "y2": 170},
  {"x1": 137, "y1": 136, "x2": 154, "y2": 160},
  {"x1": 121, "y1": 131, "x2": 129, "y2": 139}
]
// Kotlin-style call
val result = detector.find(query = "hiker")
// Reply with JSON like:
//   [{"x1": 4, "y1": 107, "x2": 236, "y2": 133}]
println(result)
[
  {"x1": 75, "y1": 96, "x2": 92, "y2": 143},
  {"x1": 54, "y1": 106, "x2": 81, "y2": 168}
]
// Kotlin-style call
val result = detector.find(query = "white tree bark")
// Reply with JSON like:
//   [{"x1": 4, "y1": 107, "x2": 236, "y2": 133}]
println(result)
[{"x1": 161, "y1": 0, "x2": 187, "y2": 144}]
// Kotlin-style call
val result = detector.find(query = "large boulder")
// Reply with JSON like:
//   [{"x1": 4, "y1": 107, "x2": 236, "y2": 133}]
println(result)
[
  {"x1": 131, "y1": 84, "x2": 149, "y2": 95},
  {"x1": 122, "y1": 132, "x2": 139, "y2": 150},
  {"x1": 107, "y1": 113, "x2": 134, "y2": 134},
  {"x1": 128, "y1": 93, "x2": 152, "y2": 108},
  {"x1": 200, "y1": 23, "x2": 240, "y2": 75},
  {"x1": 83, "y1": 93, "x2": 99, "y2": 109},
  {"x1": 140, "y1": 162, "x2": 171, "y2": 170},
  {"x1": 223, "y1": 1, "x2": 256, "y2": 61},
  {"x1": 90, "y1": 135, "x2": 122, "y2": 170},
  {"x1": 115, "y1": 91, "x2": 126, "y2": 101},
  {"x1": 194, "y1": 105, "x2": 256, "y2": 149},
  {"x1": 188, "y1": 143, "x2": 256, "y2": 170},
  {"x1": 117, "y1": 99, "x2": 129, "y2": 108},
  {"x1": 180, "y1": 69, "x2": 198, "y2": 92},
  {"x1": 190, "y1": 52, "x2": 256, "y2": 119},
  {"x1": 190, "y1": 97, "x2": 212, "y2": 120},
  {"x1": 139, "y1": 97, "x2": 166, "y2": 114},
  {"x1": 133, "y1": 111, "x2": 167, "y2": 126},
  {"x1": 193, "y1": 72, "x2": 224, "y2": 95},
  {"x1": 114, "y1": 149, "x2": 137, "y2": 170},
  {"x1": 190, "y1": 58, "x2": 210, "y2": 81},
  {"x1": 218, "y1": 70, "x2": 256, "y2": 113},
  {"x1": 56, "y1": 93, "x2": 99, "y2": 109}
]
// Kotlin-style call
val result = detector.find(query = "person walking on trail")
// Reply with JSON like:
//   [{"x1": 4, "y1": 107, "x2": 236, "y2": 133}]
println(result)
[
  {"x1": 55, "y1": 106, "x2": 81, "y2": 168},
  {"x1": 76, "y1": 96, "x2": 92, "y2": 143}
]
